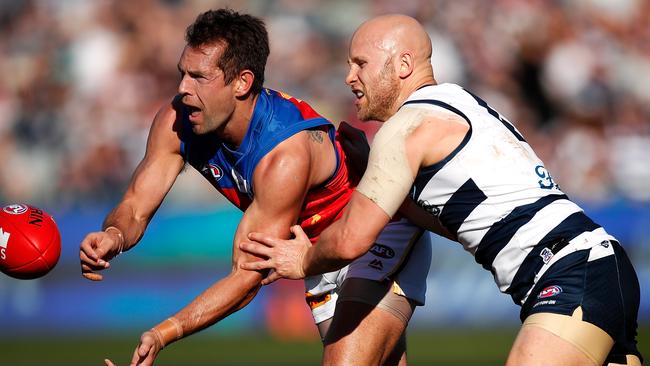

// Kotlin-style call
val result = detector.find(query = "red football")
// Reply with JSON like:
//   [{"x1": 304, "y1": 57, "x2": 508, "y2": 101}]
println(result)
[{"x1": 0, "y1": 204, "x2": 61, "y2": 279}]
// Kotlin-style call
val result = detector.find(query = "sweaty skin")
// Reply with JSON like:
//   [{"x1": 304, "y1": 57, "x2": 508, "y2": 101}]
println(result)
[{"x1": 241, "y1": 14, "x2": 638, "y2": 366}]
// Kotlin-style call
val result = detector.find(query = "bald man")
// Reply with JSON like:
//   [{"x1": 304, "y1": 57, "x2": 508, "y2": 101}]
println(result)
[{"x1": 241, "y1": 14, "x2": 643, "y2": 366}]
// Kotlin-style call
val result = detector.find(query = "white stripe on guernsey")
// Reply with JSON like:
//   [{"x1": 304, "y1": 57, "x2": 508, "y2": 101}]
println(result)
[
  {"x1": 491, "y1": 199, "x2": 583, "y2": 292},
  {"x1": 415, "y1": 157, "x2": 471, "y2": 207},
  {"x1": 456, "y1": 190, "x2": 564, "y2": 254}
]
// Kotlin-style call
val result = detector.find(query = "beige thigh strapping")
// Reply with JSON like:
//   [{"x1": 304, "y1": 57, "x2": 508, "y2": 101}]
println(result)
[
  {"x1": 336, "y1": 278, "x2": 415, "y2": 325},
  {"x1": 523, "y1": 307, "x2": 614, "y2": 366}
]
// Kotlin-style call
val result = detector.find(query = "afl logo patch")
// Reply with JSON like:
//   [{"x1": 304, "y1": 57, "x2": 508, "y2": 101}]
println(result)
[
  {"x1": 3, "y1": 204, "x2": 28, "y2": 215},
  {"x1": 209, "y1": 164, "x2": 223, "y2": 181},
  {"x1": 369, "y1": 244, "x2": 395, "y2": 259},
  {"x1": 538, "y1": 285, "x2": 562, "y2": 299}
]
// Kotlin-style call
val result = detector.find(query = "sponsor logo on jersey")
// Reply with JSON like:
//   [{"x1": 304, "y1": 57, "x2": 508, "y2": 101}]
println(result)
[
  {"x1": 208, "y1": 164, "x2": 223, "y2": 181},
  {"x1": 537, "y1": 285, "x2": 562, "y2": 299},
  {"x1": 417, "y1": 200, "x2": 441, "y2": 216},
  {"x1": 370, "y1": 244, "x2": 395, "y2": 259},
  {"x1": 0, "y1": 227, "x2": 10, "y2": 260},
  {"x1": 600, "y1": 240, "x2": 610, "y2": 248},
  {"x1": 540, "y1": 248, "x2": 553, "y2": 264},
  {"x1": 3, "y1": 204, "x2": 28, "y2": 215},
  {"x1": 368, "y1": 259, "x2": 384, "y2": 270},
  {"x1": 231, "y1": 169, "x2": 250, "y2": 194}
]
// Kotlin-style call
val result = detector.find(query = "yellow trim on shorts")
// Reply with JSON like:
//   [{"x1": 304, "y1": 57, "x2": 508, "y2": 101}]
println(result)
[
  {"x1": 523, "y1": 307, "x2": 614, "y2": 366},
  {"x1": 608, "y1": 355, "x2": 642, "y2": 366},
  {"x1": 337, "y1": 278, "x2": 415, "y2": 325}
]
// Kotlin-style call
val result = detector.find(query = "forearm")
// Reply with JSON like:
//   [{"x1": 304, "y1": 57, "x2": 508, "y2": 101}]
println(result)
[
  {"x1": 302, "y1": 192, "x2": 390, "y2": 277},
  {"x1": 153, "y1": 269, "x2": 262, "y2": 347},
  {"x1": 102, "y1": 201, "x2": 151, "y2": 252},
  {"x1": 302, "y1": 218, "x2": 365, "y2": 277}
]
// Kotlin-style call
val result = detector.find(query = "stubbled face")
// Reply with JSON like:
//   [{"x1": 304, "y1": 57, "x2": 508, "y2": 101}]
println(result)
[
  {"x1": 346, "y1": 34, "x2": 400, "y2": 122},
  {"x1": 177, "y1": 43, "x2": 236, "y2": 135}
]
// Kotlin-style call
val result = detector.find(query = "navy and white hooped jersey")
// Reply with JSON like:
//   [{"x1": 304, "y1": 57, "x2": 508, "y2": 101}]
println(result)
[{"x1": 405, "y1": 83, "x2": 602, "y2": 305}]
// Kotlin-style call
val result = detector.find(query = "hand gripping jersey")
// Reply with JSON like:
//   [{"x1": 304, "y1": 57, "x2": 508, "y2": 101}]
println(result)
[
  {"x1": 404, "y1": 83, "x2": 612, "y2": 305},
  {"x1": 180, "y1": 88, "x2": 353, "y2": 242}
]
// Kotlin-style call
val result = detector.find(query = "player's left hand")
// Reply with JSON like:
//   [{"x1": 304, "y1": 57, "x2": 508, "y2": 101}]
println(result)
[
  {"x1": 104, "y1": 331, "x2": 162, "y2": 366},
  {"x1": 240, "y1": 225, "x2": 312, "y2": 285}
]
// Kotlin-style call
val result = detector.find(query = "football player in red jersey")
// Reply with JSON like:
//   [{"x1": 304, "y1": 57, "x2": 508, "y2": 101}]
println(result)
[{"x1": 79, "y1": 9, "x2": 431, "y2": 366}]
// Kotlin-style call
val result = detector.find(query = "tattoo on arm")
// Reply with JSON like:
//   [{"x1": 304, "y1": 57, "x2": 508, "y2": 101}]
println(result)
[{"x1": 307, "y1": 130, "x2": 324, "y2": 144}]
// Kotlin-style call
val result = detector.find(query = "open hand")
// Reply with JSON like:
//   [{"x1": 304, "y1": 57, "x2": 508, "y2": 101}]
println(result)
[{"x1": 239, "y1": 225, "x2": 312, "y2": 285}]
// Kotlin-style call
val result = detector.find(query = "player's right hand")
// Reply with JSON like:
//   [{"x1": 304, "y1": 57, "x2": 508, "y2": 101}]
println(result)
[{"x1": 79, "y1": 230, "x2": 123, "y2": 281}]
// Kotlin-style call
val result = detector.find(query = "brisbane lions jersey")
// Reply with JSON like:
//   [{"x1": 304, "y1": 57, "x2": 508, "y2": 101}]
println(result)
[
  {"x1": 180, "y1": 88, "x2": 354, "y2": 242},
  {"x1": 403, "y1": 83, "x2": 607, "y2": 305}
]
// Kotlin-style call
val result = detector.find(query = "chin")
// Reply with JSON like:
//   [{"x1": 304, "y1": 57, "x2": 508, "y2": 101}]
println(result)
[{"x1": 191, "y1": 125, "x2": 206, "y2": 135}]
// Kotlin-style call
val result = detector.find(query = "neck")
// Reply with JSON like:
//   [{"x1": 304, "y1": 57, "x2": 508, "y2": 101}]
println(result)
[
  {"x1": 394, "y1": 73, "x2": 437, "y2": 111},
  {"x1": 219, "y1": 93, "x2": 259, "y2": 148}
]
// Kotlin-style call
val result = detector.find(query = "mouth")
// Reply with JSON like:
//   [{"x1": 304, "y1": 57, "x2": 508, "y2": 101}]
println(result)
[
  {"x1": 184, "y1": 104, "x2": 202, "y2": 121},
  {"x1": 351, "y1": 89, "x2": 365, "y2": 108}
]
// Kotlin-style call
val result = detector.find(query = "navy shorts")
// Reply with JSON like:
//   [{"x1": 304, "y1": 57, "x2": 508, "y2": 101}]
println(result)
[{"x1": 520, "y1": 240, "x2": 642, "y2": 364}]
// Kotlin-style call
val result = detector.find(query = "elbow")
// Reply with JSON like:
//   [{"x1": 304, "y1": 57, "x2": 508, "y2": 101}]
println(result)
[{"x1": 234, "y1": 267, "x2": 264, "y2": 305}]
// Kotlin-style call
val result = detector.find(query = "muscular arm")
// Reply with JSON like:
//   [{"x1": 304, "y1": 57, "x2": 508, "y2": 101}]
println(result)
[
  {"x1": 300, "y1": 108, "x2": 469, "y2": 275},
  {"x1": 80, "y1": 102, "x2": 185, "y2": 280},
  {"x1": 152, "y1": 133, "x2": 315, "y2": 344},
  {"x1": 241, "y1": 107, "x2": 468, "y2": 281},
  {"x1": 105, "y1": 105, "x2": 184, "y2": 247}
]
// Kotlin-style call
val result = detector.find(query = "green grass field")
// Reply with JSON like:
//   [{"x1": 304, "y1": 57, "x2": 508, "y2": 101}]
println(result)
[{"x1": 1, "y1": 327, "x2": 648, "y2": 366}]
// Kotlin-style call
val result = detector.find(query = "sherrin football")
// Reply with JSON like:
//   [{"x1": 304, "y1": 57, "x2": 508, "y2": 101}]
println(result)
[{"x1": 0, "y1": 204, "x2": 61, "y2": 279}]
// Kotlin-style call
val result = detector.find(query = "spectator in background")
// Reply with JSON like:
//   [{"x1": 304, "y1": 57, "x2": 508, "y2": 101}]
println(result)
[{"x1": 1, "y1": 0, "x2": 649, "y2": 206}]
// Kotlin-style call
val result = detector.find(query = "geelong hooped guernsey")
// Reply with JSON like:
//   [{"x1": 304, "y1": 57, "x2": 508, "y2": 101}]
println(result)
[
  {"x1": 406, "y1": 83, "x2": 601, "y2": 305},
  {"x1": 180, "y1": 88, "x2": 354, "y2": 242}
]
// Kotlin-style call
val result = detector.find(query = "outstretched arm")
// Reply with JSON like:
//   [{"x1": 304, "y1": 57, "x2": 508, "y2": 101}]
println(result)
[
  {"x1": 125, "y1": 134, "x2": 315, "y2": 366},
  {"x1": 80, "y1": 102, "x2": 185, "y2": 281}
]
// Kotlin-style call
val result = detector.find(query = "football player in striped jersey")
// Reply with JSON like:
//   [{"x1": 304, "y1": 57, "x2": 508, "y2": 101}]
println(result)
[{"x1": 241, "y1": 14, "x2": 642, "y2": 366}]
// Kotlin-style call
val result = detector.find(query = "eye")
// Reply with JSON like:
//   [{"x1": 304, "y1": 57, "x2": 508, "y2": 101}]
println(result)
[{"x1": 188, "y1": 72, "x2": 203, "y2": 80}]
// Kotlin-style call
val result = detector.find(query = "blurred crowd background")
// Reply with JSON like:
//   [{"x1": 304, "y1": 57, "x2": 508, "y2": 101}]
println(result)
[
  {"x1": 0, "y1": 0, "x2": 649, "y2": 361},
  {"x1": 2, "y1": 0, "x2": 650, "y2": 206}
]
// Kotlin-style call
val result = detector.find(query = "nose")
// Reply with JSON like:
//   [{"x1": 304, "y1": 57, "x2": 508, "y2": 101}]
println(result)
[
  {"x1": 345, "y1": 65, "x2": 358, "y2": 86},
  {"x1": 178, "y1": 74, "x2": 192, "y2": 96}
]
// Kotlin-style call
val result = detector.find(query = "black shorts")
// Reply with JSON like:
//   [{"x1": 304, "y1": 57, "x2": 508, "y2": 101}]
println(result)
[{"x1": 520, "y1": 240, "x2": 642, "y2": 364}]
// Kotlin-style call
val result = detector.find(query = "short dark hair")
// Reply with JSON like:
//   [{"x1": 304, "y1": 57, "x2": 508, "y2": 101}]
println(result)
[{"x1": 185, "y1": 9, "x2": 269, "y2": 95}]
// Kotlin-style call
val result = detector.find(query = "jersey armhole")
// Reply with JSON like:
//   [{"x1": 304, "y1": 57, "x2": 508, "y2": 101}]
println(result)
[
  {"x1": 402, "y1": 100, "x2": 473, "y2": 177},
  {"x1": 247, "y1": 118, "x2": 335, "y2": 194}
]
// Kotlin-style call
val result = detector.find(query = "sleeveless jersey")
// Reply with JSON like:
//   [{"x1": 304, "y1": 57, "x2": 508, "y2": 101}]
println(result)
[
  {"x1": 404, "y1": 83, "x2": 601, "y2": 305},
  {"x1": 180, "y1": 88, "x2": 354, "y2": 242}
]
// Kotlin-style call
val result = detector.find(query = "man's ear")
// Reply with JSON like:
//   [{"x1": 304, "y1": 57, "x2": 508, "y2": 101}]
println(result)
[
  {"x1": 398, "y1": 52, "x2": 414, "y2": 79},
  {"x1": 234, "y1": 70, "x2": 255, "y2": 97}
]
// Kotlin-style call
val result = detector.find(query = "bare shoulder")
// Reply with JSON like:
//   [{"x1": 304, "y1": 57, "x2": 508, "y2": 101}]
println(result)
[
  {"x1": 255, "y1": 132, "x2": 311, "y2": 182},
  {"x1": 405, "y1": 106, "x2": 469, "y2": 166},
  {"x1": 146, "y1": 95, "x2": 186, "y2": 155}
]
